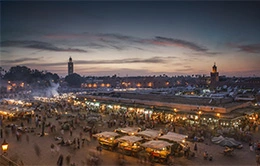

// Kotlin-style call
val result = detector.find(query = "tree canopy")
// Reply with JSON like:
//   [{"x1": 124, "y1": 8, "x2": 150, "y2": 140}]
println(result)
[
  {"x1": 65, "y1": 73, "x2": 83, "y2": 87},
  {"x1": 2, "y1": 66, "x2": 60, "y2": 84}
]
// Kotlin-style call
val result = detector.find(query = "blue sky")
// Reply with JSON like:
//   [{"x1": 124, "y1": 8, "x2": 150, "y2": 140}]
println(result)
[{"x1": 1, "y1": 1, "x2": 260, "y2": 77}]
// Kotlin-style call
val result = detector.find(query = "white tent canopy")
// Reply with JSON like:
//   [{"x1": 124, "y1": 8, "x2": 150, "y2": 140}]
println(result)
[
  {"x1": 159, "y1": 132, "x2": 187, "y2": 143},
  {"x1": 141, "y1": 140, "x2": 173, "y2": 150},
  {"x1": 115, "y1": 127, "x2": 141, "y2": 135},
  {"x1": 211, "y1": 135, "x2": 242, "y2": 147},
  {"x1": 116, "y1": 136, "x2": 143, "y2": 144},
  {"x1": 136, "y1": 129, "x2": 162, "y2": 139},
  {"x1": 93, "y1": 131, "x2": 119, "y2": 138}
]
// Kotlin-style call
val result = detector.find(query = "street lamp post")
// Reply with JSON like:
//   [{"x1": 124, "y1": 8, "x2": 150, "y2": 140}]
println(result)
[{"x1": 1, "y1": 139, "x2": 8, "y2": 155}]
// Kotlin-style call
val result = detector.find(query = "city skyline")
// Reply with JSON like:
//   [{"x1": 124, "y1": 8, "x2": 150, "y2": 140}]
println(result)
[{"x1": 1, "y1": 1, "x2": 260, "y2": 77}]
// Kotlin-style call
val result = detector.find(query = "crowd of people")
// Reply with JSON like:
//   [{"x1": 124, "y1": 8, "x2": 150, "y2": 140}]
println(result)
[{"x1": 0, "y1": 94, "x2": 260, "y2": 166}]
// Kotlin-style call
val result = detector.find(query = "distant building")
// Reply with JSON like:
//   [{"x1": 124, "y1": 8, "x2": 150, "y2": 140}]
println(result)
[
  {"x1": 210, "y1": 62, "x2": 219, "y2": 88},
  {"x1": 68, "y1": 57, "x2": 74, "y2": 75}
]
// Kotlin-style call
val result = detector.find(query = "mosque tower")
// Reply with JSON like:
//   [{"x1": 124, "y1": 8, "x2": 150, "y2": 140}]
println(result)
[
  {"x1": 68, "y1": 57, "x2": 74, "y2": 75},
  {"x1": 210, "y1": 62, "x2": 219, "y2": 87}
]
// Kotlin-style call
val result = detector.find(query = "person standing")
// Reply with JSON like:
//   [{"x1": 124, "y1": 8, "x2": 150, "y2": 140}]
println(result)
[
  {"x1": 51, "y1": 143, "x2": 55, "y2": 156},
  {"x1": 77, "y1": 138, "x2": 80, "y2": 149},
  {"x1": 69, "y1": 127, "x2": 73, "y2": 136},
  {"x1": 61, "y1": 129, "x2": 64, "y2": 136},
  {"x1": 65, "y1": 155, "x2": 71, "y2": 166},
  {"x1": 0, "y1": 128, "x2": 3, "y2": 138},
  {"x1": 57, "y1": 154, "x2": 63, "y2": 166},
  {"x1": 256, "y1": 153, "x2": 260, "y2": 166},
  {"x1": 194, "y1": 143, "x2": 198, "y2": 152},
  {"x1": 34, "y1": 143, "x2": 41, "y2": 157},
  {"x1": 26, "y1": 134, "x2": 29, "y2": 143}
]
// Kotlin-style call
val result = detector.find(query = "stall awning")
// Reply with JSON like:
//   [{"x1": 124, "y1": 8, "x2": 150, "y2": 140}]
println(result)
[
  {"x1": 159, "y1": 132, "x2": 187, "y2": 143},
  {"x1": 115, "y1": 127, "x2": 141, "y2": 135},
  {"x1": 141, "y1": 140, "x2": 173, "y2": 150},
  {"x1": 116, "y1": 136, "x2": 143, "y2": 144},
  {"x1": 136, "y1": 129, "x2": 162, "y2": 139},
  {"x1": 93, "y1": 131, "x2": 119, "y2": 138}
]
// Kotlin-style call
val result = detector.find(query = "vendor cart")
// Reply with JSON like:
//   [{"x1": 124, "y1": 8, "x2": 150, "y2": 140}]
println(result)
[
  {"x1": 159, "y1": 132, "x2": 188, "y2": 156},
  {"x1": 141, "y1": 140, "x2": 173, "y2": 164},
  {"x1": 93, "y1": 131, "x2": 120, "y2": 151},
  {"x1": 136, "y1": 129, "x2": 162, "y2": 140},
  {"x1": 114, "y1": 127, "x2": 141, "y2": 136},
  {"x1": 116, "y1": 135, "x2": 144, "y2": 156}
]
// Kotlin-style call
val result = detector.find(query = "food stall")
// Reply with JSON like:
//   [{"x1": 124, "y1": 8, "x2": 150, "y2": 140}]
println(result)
[
  {"x1": 116, "y1": 135, "x2": 144, "y2": 156},
  {"x1": 136, "y1": 129, "x2": 162, "y2": 140},
  {"x1": 93, "y1": 131, "x2": 120, "y2": 150},
  {"x1": 141, "y1": 140, "x2": 173, "y2": 164},
  {"x1": 114, "y1": 127, "x2": 141, "y2": 136},
  {"x1": 159, "y1": 132, "x2": 188, "y2": 156}
]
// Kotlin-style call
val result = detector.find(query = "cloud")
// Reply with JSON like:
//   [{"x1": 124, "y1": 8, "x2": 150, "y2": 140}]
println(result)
[
  {"x1": 0, "y1": 49, "x2": 9, "y2": 53},
  {"x1": 144, "y1": 36, "x2": 208, "y2": 52},
  {"x1": 44, "y1": 32, "x2": 212, "y2": 52},
  {"x1": 2, "y1": 57, "x2": 41, "y2": 64},
  {"x1": 74, "y1": 56, "x2": 172, "y2": 64},
  {"x1": 25, "y1": 56, "x2": 176, "y2": 67},
  {"x1": 189, "y1": 51, "x2": 222, "y2": 57},
  {"x1": 75, "y1": 67, "x2": 154, "y2": 77},
  {"x1": 236, "y1": 44, "x2": 260, "y2": 53},
  {"x1": 1, "y1": 40, "x2": 87, "y2": 53},
  {"x1": 97, "y1": 33, "x2": 139, "y2": 43},
  {"x1": 86, "y1": 43, "x2": 107, "y2": 49},
  {"x1": 95, "y1": 34, "x2": 210, "y2": 52},
  {"x1": 44, "y1": 34, "x2": 86, "y2": 40}
]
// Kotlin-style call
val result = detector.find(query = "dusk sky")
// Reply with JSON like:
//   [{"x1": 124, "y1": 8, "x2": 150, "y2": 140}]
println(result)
[{"x1": 1, "y1": 1, "x2": 260, "y2": 77}]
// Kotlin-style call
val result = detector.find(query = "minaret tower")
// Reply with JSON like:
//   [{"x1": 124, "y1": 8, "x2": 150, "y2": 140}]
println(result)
[
  {"x1": 68, "y1": 57, "x2": 73, "y2": 75},
  {"x1": 210, "y1": 62, "x2": 219, "y2": 86}
]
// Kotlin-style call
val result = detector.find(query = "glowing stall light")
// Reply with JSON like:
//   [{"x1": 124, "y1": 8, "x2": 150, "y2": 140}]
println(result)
[
  {"x1": 2, "y1": 139, "x2": 8, "y2": 153},
  {"x1": 94, "y1": 102, "x2": 100, "y2": 107},
  {"x1": 128, "y1": 107, "x2": 134, "y2": 111},
  {"x1": 107, "y1": 105, "x2": 113, "y2": 109},
  {"x1": 136, "y1": 108, "x2": 145, "y2": 113},
  {"x1": 113, "y1": 105, "x2": 120, "y2": 109}
]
